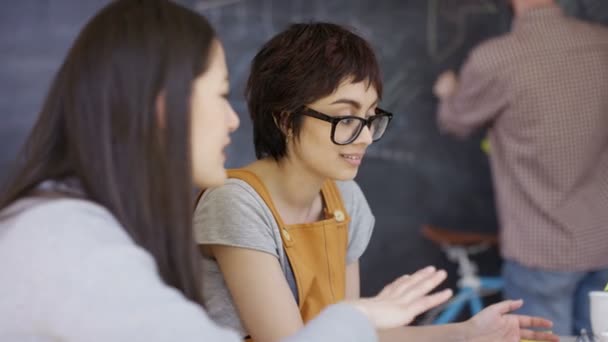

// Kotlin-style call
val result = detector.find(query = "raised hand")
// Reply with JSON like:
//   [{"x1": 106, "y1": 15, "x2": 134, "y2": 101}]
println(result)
[
  {"x1": 433, "y1": 70, "x2": 458, "y2": 99},
  {"x1": 349, "y1": 266, "x2": 453, "y2": 329}
]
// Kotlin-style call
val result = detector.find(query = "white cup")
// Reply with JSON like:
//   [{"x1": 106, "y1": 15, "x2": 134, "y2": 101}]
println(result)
[{"x1": 590, "y1": 291, "x2": 608, "y2": 338}]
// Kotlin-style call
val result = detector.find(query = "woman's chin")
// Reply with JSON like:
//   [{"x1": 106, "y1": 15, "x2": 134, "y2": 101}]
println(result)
[
  {"x1": 328, "y1": 167, "x2": 358, "y2": 181},
  {"x1": 193, "y1": 168, "x2": 227, "y2": 189}
]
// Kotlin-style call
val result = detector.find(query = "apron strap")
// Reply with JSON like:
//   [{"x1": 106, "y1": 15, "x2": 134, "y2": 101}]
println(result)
[
  {"x1": 194, "y1": 169, "x2": 286, "y2": 226},
  {"x1": 199, "y1": 169, "x2": 351, "y2": 247},
  {"x1": 225, "y1": 169, "x2": 287, "y2": 226},
  {"x1": 320, "y1": 180, "x2": 350, "y2": 224},
  {"x1": 225, "y1": 169, "x2": 299, "y2": 246}
]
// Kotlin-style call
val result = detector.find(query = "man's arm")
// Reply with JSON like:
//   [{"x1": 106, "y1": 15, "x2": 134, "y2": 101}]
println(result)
[{"x1": 434, "y1": 49, "x2": 508, "y2": 138}]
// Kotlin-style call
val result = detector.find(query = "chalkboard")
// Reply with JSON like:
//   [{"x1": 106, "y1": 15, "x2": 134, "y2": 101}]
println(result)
[{"x1": 1, "y1": 0, "x2": 607, "y2": 301}]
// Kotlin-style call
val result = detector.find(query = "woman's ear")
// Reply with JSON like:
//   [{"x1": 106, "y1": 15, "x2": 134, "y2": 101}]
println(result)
[{"x1": 272, "y1": 111, "x2": 291, "y2": 136}]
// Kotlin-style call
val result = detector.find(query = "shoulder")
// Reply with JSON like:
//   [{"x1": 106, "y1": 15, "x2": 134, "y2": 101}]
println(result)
[
  {"x1": 193, "y1": 179, "x2": 280, "y2": 255},
  {"x1": 335, "y1": 180, "x2": 373, "y2": 217},
  {"x1": 569, "y1": 17, "x2": 608, "y2": 41},
  {"x1": 466, "y1": 34, "x2": 517, "y2": 72},
  {"x1": 0, "y1": 197, "x2": 143, "y2": 282},
  {"x1": 195, "y1": 178, "x2": 275, "y2": 225},
  {"x1": 0, "y1": 199, "x2": 243, "y2": 341},
  {"x1": 3, "y1": 197, "x2": 130, "y2": 247},
  {"x1": 205, "y1": 178, "x2": 261, "y2": 199},
  {"x1": 197, "y1": 179, "x2": 270, "y2": 212},
  {"x1": 335, "y1": 180, "x2": 367, "y2": 206}
]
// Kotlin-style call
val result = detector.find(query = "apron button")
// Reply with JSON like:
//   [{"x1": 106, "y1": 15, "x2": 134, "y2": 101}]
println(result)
[
  {"x1": 282, "y1": 228, "x2": 292, "y2": 241},
  {"x1": 333, "y1": 210, "x2": 345, "y2": 222}
]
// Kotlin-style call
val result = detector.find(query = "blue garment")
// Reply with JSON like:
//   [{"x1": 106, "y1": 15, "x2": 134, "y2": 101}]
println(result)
[{"x1": 502, "y1": 259, "x2": 608, "y2": 336}]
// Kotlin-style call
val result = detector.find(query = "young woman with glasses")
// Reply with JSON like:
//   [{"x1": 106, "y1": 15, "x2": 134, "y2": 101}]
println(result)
[{"x1": 193, "y1": 22, "x2": 557, "y2": 342}]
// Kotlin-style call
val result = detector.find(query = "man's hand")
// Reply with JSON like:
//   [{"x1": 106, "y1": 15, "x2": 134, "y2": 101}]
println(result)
[{"x1": 433, "y1": 70, "x2": 458, "y2": 99}]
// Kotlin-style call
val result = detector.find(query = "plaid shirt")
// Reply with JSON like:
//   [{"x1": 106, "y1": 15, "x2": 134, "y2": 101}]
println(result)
[{"x1": 438, "y1": 6, "x2": 608, "y2": 271}]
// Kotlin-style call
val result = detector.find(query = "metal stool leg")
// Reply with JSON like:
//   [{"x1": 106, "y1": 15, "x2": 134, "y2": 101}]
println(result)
[{"x1": 433, "y1": 287, "x2": 475, "y2": 324}]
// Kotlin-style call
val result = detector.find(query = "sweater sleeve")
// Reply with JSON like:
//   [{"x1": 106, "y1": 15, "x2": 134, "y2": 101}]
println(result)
[
  {"x1": 0, "y1": 198, "x2": 377, "y2": 342},
  {"x1": 284, "y1": 303, "x2": 378, "y2": 342},
  {"x1": 0, "y1": 199, "x2": 239, "y2": 342}
]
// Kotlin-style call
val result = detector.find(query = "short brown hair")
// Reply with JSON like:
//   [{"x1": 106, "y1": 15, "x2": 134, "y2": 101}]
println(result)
[{"x1": 246, "y1": 22, "x2": 383, "y2": 160}]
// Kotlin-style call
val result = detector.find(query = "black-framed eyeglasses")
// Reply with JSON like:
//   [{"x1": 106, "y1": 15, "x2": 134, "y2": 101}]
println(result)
[{"x1": 297, "y1": 106, "x2": 393, "y2": 145}]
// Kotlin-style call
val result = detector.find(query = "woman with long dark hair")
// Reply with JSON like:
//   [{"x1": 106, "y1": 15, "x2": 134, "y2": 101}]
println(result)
[{"x1": 0, "y1": 1, "x2": 453, "y2": 341}]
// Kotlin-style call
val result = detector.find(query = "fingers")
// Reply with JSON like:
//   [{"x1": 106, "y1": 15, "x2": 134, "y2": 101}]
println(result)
[
  {"x1": 489, "y1": 299, "x2": 524, "y2": 315},
  {"x1": 434, "y1": 72, "x2": 455, "y2": 97},
  {"x1": 405, "y1": 288, "x2": 453, "y2": 316},
  {"x1": 388, "y1": 268, "x2": 448, "y2": 303},
  {"x1": 378, "y1": 266, "x2": 449, "y2": 313},
  {"x1": 379, "y1": 272, "x2": 414, "y2": 295},
  {"x1": 380, "y1": 266, "x2": 435, "y2": 296},
  {"x1": 396, "y1": 270, "x2": 448, "y2": 303},
  {"x1": 437, "y1": 70, "x2": 456, "y2": 81},
  {"x1": 516, "y1": 315, "x2": 553, "y2": 329},
  {"x1": 519, "y1": 329, "x2": 560, "y2": 342}
]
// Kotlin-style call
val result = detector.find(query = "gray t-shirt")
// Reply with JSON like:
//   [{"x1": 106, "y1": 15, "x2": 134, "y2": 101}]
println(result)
[
  {"x1": 193, "y1": 179, "x2": 375, "y2": 337},
  {"x1": 0, "y1": 196, "x2": 377, "y2": 342}
]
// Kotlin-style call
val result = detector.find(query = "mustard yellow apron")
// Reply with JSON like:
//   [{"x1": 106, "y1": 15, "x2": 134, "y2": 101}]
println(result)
[{"x1": 220, "y1": 169, "x2": 350, "y2": 341}]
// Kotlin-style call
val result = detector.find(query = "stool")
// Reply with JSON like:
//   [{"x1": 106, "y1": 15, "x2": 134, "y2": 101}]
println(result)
[{"x1": 421, "y1": 224, "x2": 503, "y2": 324}]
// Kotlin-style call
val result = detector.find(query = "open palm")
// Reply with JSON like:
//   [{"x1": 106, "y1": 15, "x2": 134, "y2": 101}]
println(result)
[
  {"x1": 350, "y1": 266, "x2": 453, "y2": 329},
  {"x1": 466, "y1": 300, "x2": 559, "y2": 342}
]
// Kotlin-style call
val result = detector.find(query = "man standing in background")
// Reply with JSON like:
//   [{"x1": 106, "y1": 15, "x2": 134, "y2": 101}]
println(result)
[{"x1": 433, "y1": 0, "x2": 608, "y2": 336}]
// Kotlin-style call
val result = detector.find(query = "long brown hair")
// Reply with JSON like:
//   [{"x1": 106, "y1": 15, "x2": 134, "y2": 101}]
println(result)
[{"x1": 0, "y1": 0, "x2": 216, "y2": 305}]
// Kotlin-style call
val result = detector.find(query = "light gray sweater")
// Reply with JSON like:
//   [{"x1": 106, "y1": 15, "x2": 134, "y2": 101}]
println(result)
[{"x1": 0, "y1": 198, "x2": 377, "y2": 342}]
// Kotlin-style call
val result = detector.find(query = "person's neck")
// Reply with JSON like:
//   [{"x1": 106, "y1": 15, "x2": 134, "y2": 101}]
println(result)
[
  {"x1": 248, "y1": 158, "x2": 325, "y2": 223},
  {"x1": 513, "y1": 0, "x2": 556, "y2": 16}
]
